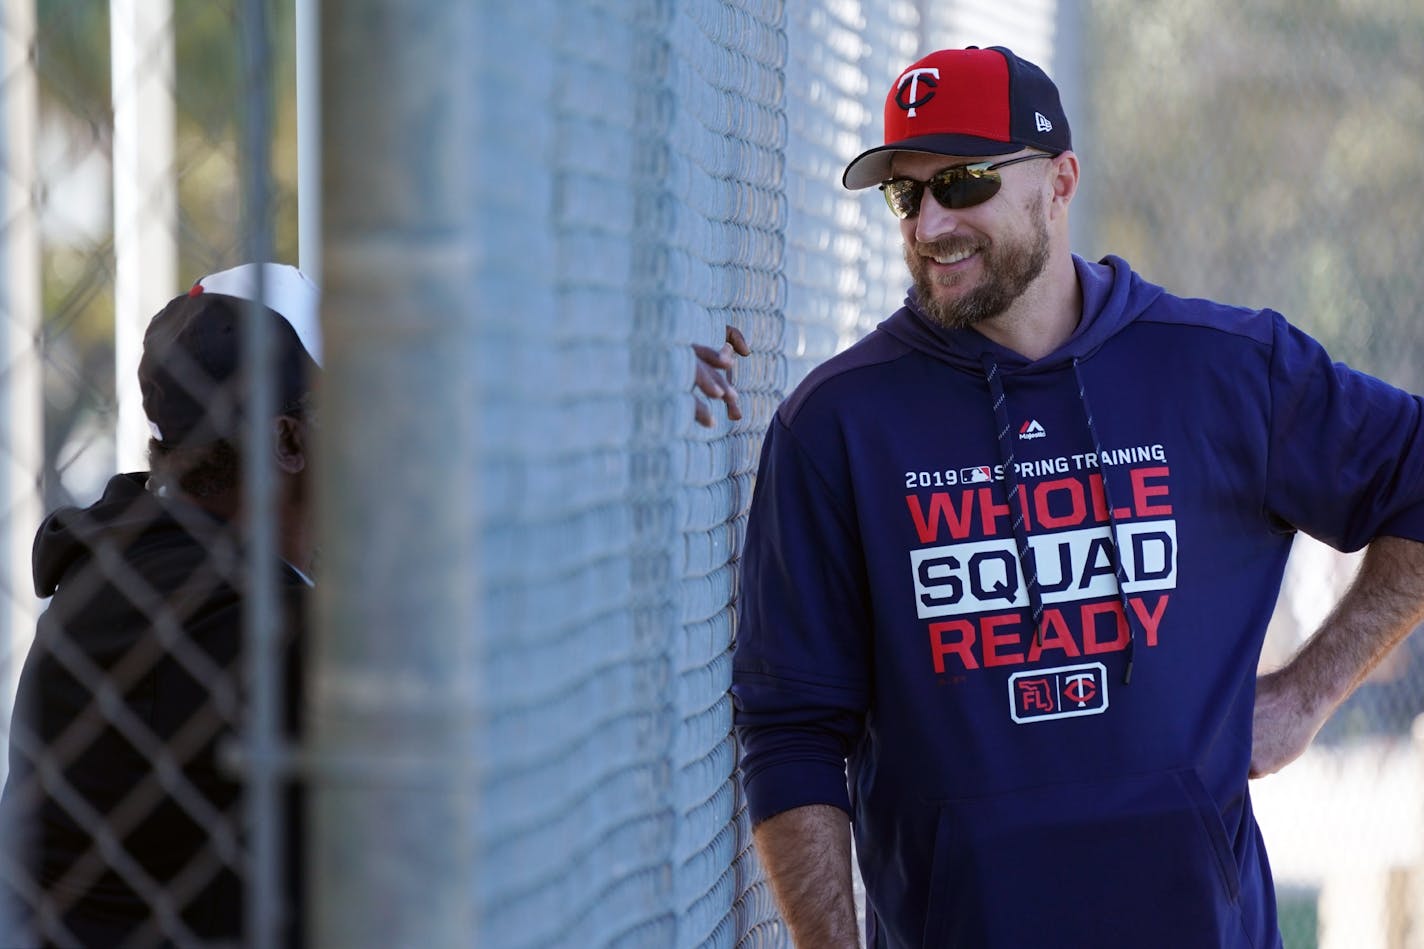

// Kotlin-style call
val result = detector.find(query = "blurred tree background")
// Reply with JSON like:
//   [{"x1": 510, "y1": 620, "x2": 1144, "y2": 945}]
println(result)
[
  {"x1": 32, "y1": 0, "x2": 298, "y2": 508},
  {"x1": 1084, "y1": 0, "x2": 1424, "y2": 390}
]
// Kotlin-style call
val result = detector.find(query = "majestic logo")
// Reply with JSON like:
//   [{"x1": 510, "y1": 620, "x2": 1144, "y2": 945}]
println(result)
[
  {"x1": 1010, "y1": 662, "x2": 1108, "y2": 723},
  {"x1": 1019, "y1": 420, "x2": 1047, "y2": 440},
  {"x1": 896, "y1": 67, "x2": 940, "y2": 118},
  {"x1": 1035, "y1": 112, "x2": 1054, "y2": 133}
]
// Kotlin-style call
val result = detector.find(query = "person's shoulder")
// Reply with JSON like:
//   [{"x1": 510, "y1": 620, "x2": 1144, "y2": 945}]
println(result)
[
  {"x1": 778, "y1": 328, "x2": 916, "y2": 427},
  {"x1": 1134, "y1": 285, "x2": 1277, "y2": 347}
]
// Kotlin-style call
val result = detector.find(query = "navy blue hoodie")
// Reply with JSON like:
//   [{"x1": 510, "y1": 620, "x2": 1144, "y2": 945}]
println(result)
[{"x1": 732, "y1": 256, "x2": 1424, "y2": 949}]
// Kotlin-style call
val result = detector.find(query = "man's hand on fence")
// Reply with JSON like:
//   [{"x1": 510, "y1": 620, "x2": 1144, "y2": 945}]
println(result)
[{"x1": 693, "y1": 325, "x2": 751, "y2": 427}]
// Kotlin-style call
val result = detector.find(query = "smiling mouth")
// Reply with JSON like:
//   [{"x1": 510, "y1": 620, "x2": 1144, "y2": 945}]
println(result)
[{"x1": 931, "y1": 248, "x2": 976, "y2": 265}]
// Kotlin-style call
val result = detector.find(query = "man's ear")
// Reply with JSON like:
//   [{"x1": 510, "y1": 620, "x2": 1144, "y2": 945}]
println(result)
[
  {"x1": 1049, "y1": 150, "x2": 1080, "y2": 211},
  {"x1": 274, "y1": 416, "x2": 307, "y2": 475}
]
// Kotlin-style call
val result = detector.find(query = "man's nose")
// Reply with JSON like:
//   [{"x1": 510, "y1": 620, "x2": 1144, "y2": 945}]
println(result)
[{"x1": 914, "y1": 193, "x2": 962, "y2": 243}]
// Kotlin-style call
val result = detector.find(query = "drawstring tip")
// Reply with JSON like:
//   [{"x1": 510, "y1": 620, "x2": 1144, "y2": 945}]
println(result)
[{"x1": 1122, "y1": 657, "x2": 1134, "y2": 685}]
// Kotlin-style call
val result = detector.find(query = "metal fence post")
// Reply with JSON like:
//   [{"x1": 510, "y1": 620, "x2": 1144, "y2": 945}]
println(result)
[
  {"x1": 237, "y1": 1, "x2": 281, "y2": 946},
  {"x1": 312, "y1": 2, "x2": 481, "y2": 945},
  {"x1": 109, "y1": 0, "x2": 176, "y2": 471},
  {"x1": 295, "y1": 0, "x2": 320, "y2": 280},
  {"x1": 0, "y1": 0, "x2": 41, "y2": 798}
]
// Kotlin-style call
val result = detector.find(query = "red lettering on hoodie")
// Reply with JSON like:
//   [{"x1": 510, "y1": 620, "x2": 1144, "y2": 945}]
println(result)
[
  {"x1": 906, "y1": 492, "x2": 975, "y2": 543},
  {"x1": 1026, "y1": 608, "x2": 1082, "y2": 663},
  {"x1": 1131, "y1": 466, "x2": 1173, "y2": 516},
  {"x1": 1130, "y1": 593, "x2": 1169, "y2": 647},
  {"x1": 929, "y1": 619, "x2": 979, "y2": 672}
]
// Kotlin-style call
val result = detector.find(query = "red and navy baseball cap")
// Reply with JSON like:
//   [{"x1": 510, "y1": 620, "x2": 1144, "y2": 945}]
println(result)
[
  {"x1": 138, "y1": 263, "x2": 322, "y2": 447},
  {"x1": 842, "y1": 46, "x2": 1072, "y2": 190}
]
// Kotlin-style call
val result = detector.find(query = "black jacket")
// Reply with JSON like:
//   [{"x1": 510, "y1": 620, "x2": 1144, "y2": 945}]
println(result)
[{"x1": 1, "y1": 472, "x2": 306, "y2": 947}]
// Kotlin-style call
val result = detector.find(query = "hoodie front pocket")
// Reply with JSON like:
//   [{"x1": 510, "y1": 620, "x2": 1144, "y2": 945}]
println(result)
[{"x1": 921, "y1": 768, "x2": 1246, "y2": 948}]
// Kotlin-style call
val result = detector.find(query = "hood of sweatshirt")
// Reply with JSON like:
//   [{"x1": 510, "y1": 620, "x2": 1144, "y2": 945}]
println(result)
[
  {"x1": 877, "y1": 254, "x2": 1165, "y2": 375},
  {"x1": 34, "y1": 473, "x2": 219, "y2": 598},
  {"x1": 28, "y1": 472, "x2": 253, "y2": 666}
]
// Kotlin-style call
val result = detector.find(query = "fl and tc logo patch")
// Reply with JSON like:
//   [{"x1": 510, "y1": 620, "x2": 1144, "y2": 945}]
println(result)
[{"x1": 1008, "y1": 662, "x2": 1109, "y2": 724}]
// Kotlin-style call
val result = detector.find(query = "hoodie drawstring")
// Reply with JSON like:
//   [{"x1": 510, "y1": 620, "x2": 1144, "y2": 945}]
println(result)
[
  {"x1": 979, "y1": 353, "x2": 1141, "y2": 685},
  {"x1": 1072, "y1": 357, "x2": 1139, "y2": 685},
  {"x1": 980, "y1": 354, "x2": 1046, "y2": 647}
]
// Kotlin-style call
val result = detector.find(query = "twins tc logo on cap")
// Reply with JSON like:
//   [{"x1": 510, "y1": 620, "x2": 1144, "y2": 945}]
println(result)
[
  {"x1": 886, "y1": 51, "x2": 1010, "y2": 143},
  {"x1": 896, "y1": 67, "x2": 939, "y2": 117}
]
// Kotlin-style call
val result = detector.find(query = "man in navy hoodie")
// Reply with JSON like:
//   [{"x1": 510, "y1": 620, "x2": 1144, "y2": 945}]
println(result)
[{"x1": 732, "y1": 46, "x2": 1424, "y2": 949}]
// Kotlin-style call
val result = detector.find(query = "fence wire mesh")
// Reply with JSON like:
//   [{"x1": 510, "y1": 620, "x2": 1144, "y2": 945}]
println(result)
[
  {"x1": 1, "y1": 0, "x2": 1423, "y2": 947},
  {"x1": 464, "y1": 1, "x2": 789, "y2": 945}
]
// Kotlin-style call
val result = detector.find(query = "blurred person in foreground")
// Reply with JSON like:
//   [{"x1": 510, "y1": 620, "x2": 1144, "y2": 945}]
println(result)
[
  {"x1": 0, "y1": 263, "x2": 319, "y2": 947},
  {"x1": 732, "y1": 46, "x2": 1424, "y2": 949}
]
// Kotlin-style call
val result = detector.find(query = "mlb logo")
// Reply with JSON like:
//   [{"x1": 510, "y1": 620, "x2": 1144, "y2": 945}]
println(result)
[
  {"x1": 1009, "y1": 662, "x2": 1109, "y2": 724},
  {"x1": 960, "y1": 466, "x2": 993, "y2": 483}
]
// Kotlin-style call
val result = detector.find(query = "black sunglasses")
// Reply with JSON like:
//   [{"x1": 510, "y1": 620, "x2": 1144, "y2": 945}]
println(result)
[{"x1": 879, "y1": 153, "x2": 1053, "y2": 219}]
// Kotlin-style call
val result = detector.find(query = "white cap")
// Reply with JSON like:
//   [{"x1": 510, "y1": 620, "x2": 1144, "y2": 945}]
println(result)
[{"x1": 192, "y1": 262, "x2": 323, "y2": 366}]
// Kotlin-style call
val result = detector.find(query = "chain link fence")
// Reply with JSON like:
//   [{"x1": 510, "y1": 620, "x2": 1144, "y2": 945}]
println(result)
[{"x1": 2, "y1": 0, "x2": 1423, "y2": 946}]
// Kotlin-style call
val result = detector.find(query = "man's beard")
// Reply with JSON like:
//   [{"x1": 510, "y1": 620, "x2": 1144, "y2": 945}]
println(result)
[{"x1": 906, "y1": 196, "x2": 1050, "y2": 330}]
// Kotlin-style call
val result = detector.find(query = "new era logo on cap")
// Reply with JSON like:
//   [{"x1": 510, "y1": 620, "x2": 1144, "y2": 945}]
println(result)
[{"x1": 842, "y1": 46, "x2": 1073, "y2": 190}]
